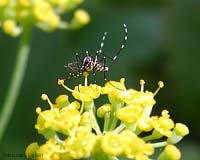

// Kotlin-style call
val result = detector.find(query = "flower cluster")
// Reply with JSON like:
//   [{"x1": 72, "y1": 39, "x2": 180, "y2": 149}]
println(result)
[
  {"x1": 26, "y1": 74, "x2": 189, "y2": 160},
  {"x1": 0, "y1": 0, "x2": 90, "y2": 36}
]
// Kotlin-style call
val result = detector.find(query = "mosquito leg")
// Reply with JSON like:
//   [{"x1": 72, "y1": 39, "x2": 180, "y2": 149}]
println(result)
[
  {"x1": 75, "y1": 53, "x2": 82, "y2": 74},
  {"x1": 100, "y1": 24, "x2": 128, "y2": 61},
  {"x1": 94, "y1": 50, "x2": 99, "y2": 65},
  {"x1": 98, "y1": 32, "x2": 107, "y2": 54},
  {"x1": 92, "y1": 69, "x2": 97, "y2": 84},
  {"x1": 75, "y1": 53, "x2": 82, "y2": 69},
  {"x1": 103, "y1": 56, "x2": 108, "y2": 81},
  {"x1": 68, "y1": 72, "x2": 82, "y2": 79}
]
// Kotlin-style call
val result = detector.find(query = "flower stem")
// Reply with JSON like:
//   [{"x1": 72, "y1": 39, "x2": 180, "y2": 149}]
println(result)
[
  {"x1": 103, "y1": 112, "x2": 110, "y2": 133},
  {"x1": 109, "y1": 103, "x2": 122, "y2": 131},
  {"x1": 151, "y1": 141, "x2": 168, "y2": 148},
  {"x1": 113, "y1": 123, "x2": 125, "y2": 133},
  {"x1": 84, "y1": 101, "x2": 102, "y2": 135},
  {"x1": 0, "y1": 26, "x2": 31, "y2": 143},
  {"x1": 143, "y1": 135, "x2": 155, "y2": 141}
]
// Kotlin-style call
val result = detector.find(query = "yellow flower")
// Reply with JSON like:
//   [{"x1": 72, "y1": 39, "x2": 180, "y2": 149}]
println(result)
[
  {"x1": 151, "y1": 110, "x2": 175, "y2": 138},
  {"x1": 33, "y1": 0, "x2": 60, "y2": 30},
  {"x1": 64, "y1": 126, "x2": 96, "y2": 159},
  {"x1": 53, "y1": 94, "x2": 70, "y2": 109},
  {"x1": 97, "y1": 104, "x2": 112, "y2": 118},
  {"x1": 35, "y1": 103, "x2": 81, "y2": 137},
  {"x1": 137, "y1": 116, "x2": 153, "y2": 132},
  {"x1": 69, "y1": 9, "x2": 90, "y2": 29},
  {"x1": 26, "y1": 77, "x2": 189, "y2": 160},
  {"x1": 25, "y1": 142, "x2": 40, "y2": 159},
  {"x1": 120, "y1": 130, "x2": 154, "y2": 159},
  {"x1": 0, "y1": 0, "x2": 90, "y2": 36},
  {"x1": 101, "y1": 132, "x2": 123, "y2": 156},
  {"x1": 35, "y1": 109, "x2": 58, "y2": 138},
  {"x1": 158, "y1": 144, "x2": 181, "y2": 160},
  {"x1": 173, "y1": 123, "x2": 189, "y2": 137},
  {"x1": 167, "y1": 123, "x2": 189, "y2": 144},
  {"x1": 79, "y1": 111, "x2": 94, "y2": 128},
  {"x1": 2, "y1": 19, "x2": 21, "y2": 36},
  {"x1": 72, "y1": 84, "x2": 101, "y2": 102},
  {"x1": 123, "y1": 90, "x2": 156, "y2": 107},
  {"x1": 36, "y1": 138, "x2": 61, "y2": 160},
  {"x1": 102, "y1": 79, "x2": 125, "y2": 92},
  {"x1": 101, "y1": 78, "x2": 128, "y2": 105},
  {"x1": 58, "y1": 79, "x2": 101, "y2": 102},
  {"x1": 116, "y1": 104, "x2": 143, "y2": 123}
]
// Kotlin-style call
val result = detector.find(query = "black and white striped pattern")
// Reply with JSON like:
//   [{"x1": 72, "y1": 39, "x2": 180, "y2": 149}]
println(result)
[{"x1": 65, "y1": 24, "x2": 128, "y2": 83}]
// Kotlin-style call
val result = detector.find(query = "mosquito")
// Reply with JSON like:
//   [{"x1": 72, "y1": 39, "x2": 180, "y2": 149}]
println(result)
[{"x1": 65, "y1": 24, "x2": 128, "y2": 83}]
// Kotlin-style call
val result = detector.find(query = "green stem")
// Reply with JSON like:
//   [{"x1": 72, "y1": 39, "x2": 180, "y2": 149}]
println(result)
[
  {"x1": 90, "y1": 109, "x2": 102, "y2": 135},
  {"x1": 113, "y1": 123, "x2": 125, "y2": 133},
  {"x1": 0, "y1": 26, "x2": 31, "y2": 143},
  {"x1": 151, "y1": 141, "x2": 167, "y2": 148},
  {"x1": 84, "y1": 101, "x2": 102, "y2": 135},
  {"x1": 109, "y1": 103, "x2": 122, "y2": 131},
  {"x1": 103, "y1": 112, "x2": 110, "y2": 133},
  {"x1": 143, "y1": 134, "x2": 156, "y2": 141}
]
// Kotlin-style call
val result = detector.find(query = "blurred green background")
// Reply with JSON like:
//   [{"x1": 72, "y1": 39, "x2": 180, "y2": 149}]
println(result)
[{"x1": 0, "y1": 0, "x2": 200, "y2": 159}]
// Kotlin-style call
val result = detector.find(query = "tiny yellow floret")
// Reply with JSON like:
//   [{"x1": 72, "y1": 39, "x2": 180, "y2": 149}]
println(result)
[
  {"x1": 2, "y1": 20, "x2": 16, "y2": 35},
  {"x1": 101, "y1": 132, "x2": 123, "y2": 156},
  {"x1": 174, "y1": 123, "x2": 189, "y2": 137},
  {"x1": 74, "y1": 9, "x2": 90, "y2": 25},
  {"x1": 116, "y1": 104, "x2": 142, "y2": 123},
  {"x1": 54, "y1": 94, "x2": 69, "y2": 108},
  {"x1": 158, "y1": 144, "x2": 181, "y2": 160},
  {"x1": 25, "y1": 142, "x2": 39, "y2": 158},
  {"x1": 97, "y1": 104, "x2": 112, "y2": 118}
]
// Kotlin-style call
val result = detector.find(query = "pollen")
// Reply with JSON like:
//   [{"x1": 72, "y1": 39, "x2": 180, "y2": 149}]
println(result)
[
  {"x1": 36, "y1": 107, "x2": 42, "y2": 114},
  {"x1": 41, "y1": 94, "x2": 53, "y2": 110},
  {"x1": 83, "y1": 71, "x2": 89, "y2": 78},
  {"x1": 140, "y1": 79, "x2": 145, "y2": 92},
  {"x1": 57, "y1": 79, "x2": 64, "y2": 85},
  {"x1": 158, "y1": 81, "x2": 164, "y2": 88},
  {"x1": 41, "y1": 94, "x2": 48, "y2": 101},
  {"x1": 154, "y1": 81, "x2": 164, "y2": 96}
]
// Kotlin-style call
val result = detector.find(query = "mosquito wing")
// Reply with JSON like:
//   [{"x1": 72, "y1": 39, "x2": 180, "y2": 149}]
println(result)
[{"x1": 65, "y1": 61, "x2": 81, "y2": 71}]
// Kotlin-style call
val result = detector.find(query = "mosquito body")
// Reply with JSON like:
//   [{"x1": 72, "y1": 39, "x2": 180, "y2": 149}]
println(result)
[{"x1": 65, "y1": 24, "x2": 128, "y2": 83}]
